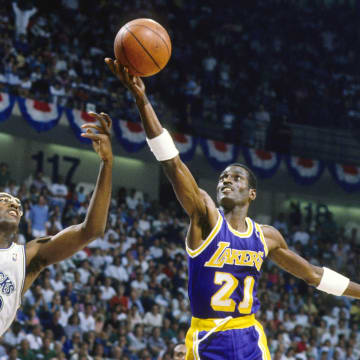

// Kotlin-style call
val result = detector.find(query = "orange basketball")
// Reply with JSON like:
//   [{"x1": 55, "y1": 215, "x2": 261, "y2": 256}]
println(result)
[{"x1": 114, "y1": 18, "x2": 172, "y2": 77}]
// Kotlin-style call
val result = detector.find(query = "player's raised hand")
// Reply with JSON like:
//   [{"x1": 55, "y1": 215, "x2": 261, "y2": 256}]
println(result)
[
  {"x1": 81, "y1": 112, "x2": 113, "y2": 162},
  {"x1": 105, "y1": 58, "x2": 146, "y2": 99}
]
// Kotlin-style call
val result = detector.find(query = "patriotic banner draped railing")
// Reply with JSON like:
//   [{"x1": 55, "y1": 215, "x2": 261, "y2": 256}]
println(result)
[
  {"x1": 18, "y1": 98, "x2": 62, "y2": 132},
  {"x1": 1, "y1": 94, "x2": 360, "y2": 192},
  {"x1": 113, "y1": 119, "x2": 146, "y2": 153},
  {"x1": 173, "y1": 133, "x2": 198, "y2": 162},
  {"x1": 328, "y1": 163, "x2": 360, "y2": 192},
  {"x1": 286, "y1": 156, "x2": 325, "y2": 186},
  {"x1": 65, "y1": 109, "x2": 100, "y2": 143},
  {"x1": 242, "y1": 148, "x2": 282, "y2": 179},
  {"x1": 0, "y1": 93, "x2": 15, "y2": 122},
  {"x1": 200, "y1": 139, "x2": 239, "y2": 170}
]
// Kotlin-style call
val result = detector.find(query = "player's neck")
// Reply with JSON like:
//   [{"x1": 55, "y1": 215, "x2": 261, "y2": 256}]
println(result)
[
  {"x1": 0, "y1": 233, "x2": 13, "y2": 249},
  {"x1": 223, "y1": 206, "x2": 249, "y2": 232}
]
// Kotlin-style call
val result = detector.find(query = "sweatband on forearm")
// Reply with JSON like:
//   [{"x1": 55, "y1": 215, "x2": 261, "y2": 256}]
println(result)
[
  {"x1": 146, "y1": 129, "x2": 179, "y2": 161},
  {"x1": 316, "y1": 267, "x2": 350, "y2": 296}
]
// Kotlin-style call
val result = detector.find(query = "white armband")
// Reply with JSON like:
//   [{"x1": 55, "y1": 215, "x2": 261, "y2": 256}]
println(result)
[
  {"x1": 146, "y1": 129, "x2": 179, "y2": 161},
  {"x1": 316, "y1": 267, "x2": 349, "y2": 296}
]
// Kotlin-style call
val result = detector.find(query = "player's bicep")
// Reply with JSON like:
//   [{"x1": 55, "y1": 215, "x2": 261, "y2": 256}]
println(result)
[
  {"x1": 161, "y1": 156, "x2": 212, "y2": 217},
  {"x1": 264, "y1": 225, "x2": 321, "y2": 286},
  {"x1": 27, "y1": 224, "x2": 87, "y2": 268}
]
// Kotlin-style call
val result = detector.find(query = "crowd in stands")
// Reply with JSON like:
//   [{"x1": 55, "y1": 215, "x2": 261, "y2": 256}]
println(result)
[
  {"x1": 0, "y1": 162, "x2": 360, "y2": 360},
  {"x1": 0, "y1": 0, "x2": 360, "y2": 148}
]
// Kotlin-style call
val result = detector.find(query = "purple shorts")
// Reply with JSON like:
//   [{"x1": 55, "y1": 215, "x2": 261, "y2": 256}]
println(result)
[{"x1": 185, "y1": 317, "x2": 270, "y2": 360}]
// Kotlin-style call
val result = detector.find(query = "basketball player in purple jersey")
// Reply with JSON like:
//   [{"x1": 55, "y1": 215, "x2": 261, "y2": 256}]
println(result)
[
  {"x1": 0, "y1": 113, "x2": 113, "y2": 336},
  {"x1": 106, "y1": 58, "x2": 360, "y2": 360}
]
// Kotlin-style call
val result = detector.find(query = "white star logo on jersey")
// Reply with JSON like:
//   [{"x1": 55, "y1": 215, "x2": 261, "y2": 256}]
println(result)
[{"x1": 12, "y1": 253, "x2": 17, "y2": 262}]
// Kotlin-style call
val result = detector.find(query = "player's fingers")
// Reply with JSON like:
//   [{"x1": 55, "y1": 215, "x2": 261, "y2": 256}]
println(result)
[
  {"x1": 121, "y1": 66, "x2": 131, "y2": 84},
  {"x1": 100, "y1": 112, "x2": 112, "y2": 131},
  {"x1": 98, "y1": 112, "x2": 111, "y2": 135},
  {"x1": 104, "y1": 58, "x2": 114, "y2": 72},
  {"x1": 80, "y1": 132, "x2": 101, "y2": 140},
  {"x1": 81, "y1": 124, "x2": 102, "y2": 131},
  {"x1": 114, "y1": 60, "x2": 127, "y2": 80}
]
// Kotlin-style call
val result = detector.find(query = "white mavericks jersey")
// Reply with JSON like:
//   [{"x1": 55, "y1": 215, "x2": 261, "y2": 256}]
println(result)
[{"x1": 0, "y1": 243, "x2": 26, "y2": 336}]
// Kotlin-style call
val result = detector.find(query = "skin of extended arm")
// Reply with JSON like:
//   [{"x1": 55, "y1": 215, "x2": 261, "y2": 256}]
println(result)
[
  {"x1": 23, "y1": 159, "x2": 112, "y2": 292},
  {"x1": 135, "y1": 93, "x2": 218, "y2": 242},
  {"x1": 106, "y1": 59, "x2": 218, "y2": 247},
  {"x1": 263, "y1": 225, "x2": 360, "y2": 299},
  {"x1": 263, "y1": 225, "x2": 323, "y2": 286}
]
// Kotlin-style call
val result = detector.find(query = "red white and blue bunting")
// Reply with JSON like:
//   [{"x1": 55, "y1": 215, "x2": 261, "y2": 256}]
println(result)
[
  {"x1": 242, "y1": 148, "x2": 282, "y2": 178},
  {"x1": 329, "y1": 163, "x2": 360, "y2": 192},
  {"x1": 3, "y1": 95, "x2": 360, "y2": 192},
  {"x1": 173, "y1": 133, "x2": 198, "y2": 162},
  {"x1": 113, "y1": 119, "x2": 146, "y2": 153},
  {"x1": 286, "y1": 156, "x2": 325, "y2": 185},
  {"x1": 0, "y1": 93, "x2": 15, "y2": 122},
  {"x1": 200, "y1": 139, "x2": 239, "y2": 170},
  {"x1": 65, "y1": 109, "x2": 99, "y2": 143},
  {"x1": 17, "y1": 98, "x2": 62, "y2": 132}
]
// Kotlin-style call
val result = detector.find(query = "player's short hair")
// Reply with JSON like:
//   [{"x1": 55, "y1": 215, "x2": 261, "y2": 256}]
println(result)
[{"x1": 228, "y1": 163, "x2": 257, "y2": 190}]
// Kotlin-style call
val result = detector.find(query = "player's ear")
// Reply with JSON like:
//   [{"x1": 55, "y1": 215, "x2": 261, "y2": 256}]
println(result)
[{"x1": 249, "y1": 188, "x2": 256, "y2": 201}]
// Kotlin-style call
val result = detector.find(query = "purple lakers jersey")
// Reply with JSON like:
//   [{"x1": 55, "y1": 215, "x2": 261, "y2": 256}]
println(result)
[{"x1": 186, "y1": 209, "x2": 268, "y2": 319}]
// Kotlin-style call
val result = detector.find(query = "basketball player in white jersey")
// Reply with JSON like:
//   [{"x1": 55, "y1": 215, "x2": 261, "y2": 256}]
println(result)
[{"x1": 0, "y1": 112, "x2": 113, "y2": 336}]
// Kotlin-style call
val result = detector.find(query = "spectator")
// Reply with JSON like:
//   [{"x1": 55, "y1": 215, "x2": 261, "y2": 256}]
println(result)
[
  {"x1": 29, "y1": 195, "x2": 49, "y2": 238},
  {"x1": 127, "y1": 324, "x2": 147, "y2": 354},
  {"x1": 49, "y1": 176, "x2": 68, "y2": 212},
  {"x1": 143, "y1": 304, "x2": 163, "y2": 328},
  {"x1": 17, "y1": 339, "x2": 36, "y2": 360},
  {"x1": 78, "y1": 304, "x2": 95, "y2": 333},
  {"x1": 100, "y1": 277, "x2": 116, "y2": 301},
  {"x1": 105, "y1": 256, "x2": 129, "y2": 282},
  {"x1": 25, "y1": 325, "x2": 42, "y2": 351},
  {"x1": 11, "y1": 2, "x2": 37, "y2": 37}
]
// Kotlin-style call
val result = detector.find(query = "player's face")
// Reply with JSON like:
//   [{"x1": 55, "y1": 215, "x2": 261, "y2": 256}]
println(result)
[
  {"x1": 216, "y1": 166, "x2": 256, "y2": 208},
  {"x1": 0, "y1": 193, "x2": 23, "y2": 229},
  {"x1": 174, "y1": 344, "x2": 186, "y2": 360}
]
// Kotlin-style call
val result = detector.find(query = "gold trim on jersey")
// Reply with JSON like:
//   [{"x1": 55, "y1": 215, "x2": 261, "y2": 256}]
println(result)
[
  {"x1": 254, "y1": 320, "x2": 271, "y2": 360},
  {"x1": 185, "y1": 315, "x2": 257, "y2": 359},
  {"x1": 186, "y1": 209, "x2": 223, "y2": 258},
  {"x1": 190, "y1": 314, "x2": 255, "y2": 331},
  {"x1": 254, "y1": 223, "x2": 268, "y2": 256},
  {"x1": 227, "y1": 217, "x2": 254, "y2": 238}
]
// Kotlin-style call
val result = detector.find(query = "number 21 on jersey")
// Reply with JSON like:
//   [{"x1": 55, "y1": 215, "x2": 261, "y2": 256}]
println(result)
[{"x1": 210, "y1": 271, "x2": 255, "y2": 314}]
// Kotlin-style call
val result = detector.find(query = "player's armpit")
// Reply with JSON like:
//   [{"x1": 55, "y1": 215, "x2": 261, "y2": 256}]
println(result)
[{"x1": 262, "y1": 225, "x2": 322, "y2": 286}]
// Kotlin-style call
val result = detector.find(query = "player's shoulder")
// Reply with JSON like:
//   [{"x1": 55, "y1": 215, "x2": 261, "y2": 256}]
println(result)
[
  {"x1": 259, "y1": 224, "x2": 286, "y2": 248},
  {"x1": 25, "y1": 236, "x2": 53, "y2": 266}
]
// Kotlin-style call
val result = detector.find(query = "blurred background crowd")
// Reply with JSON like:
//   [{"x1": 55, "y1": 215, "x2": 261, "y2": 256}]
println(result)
[
  {"x1": 0, "y1": 162, "x2": 360, "y2": 360},
  {"x1": 0, "y1": 0, "x2": 360, "y2": 147},
  {"x1": 1, "y1": 0, "x2": 360, "y2": 359}
]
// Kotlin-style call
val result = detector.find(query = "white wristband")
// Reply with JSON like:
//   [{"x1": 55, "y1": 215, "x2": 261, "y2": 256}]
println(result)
[
  {"x1": 146, "y1": 129, "x2": 179, "y2": 161},
  {"x1": 316, "y1": 267, "x2": 349, "y2": 296}
]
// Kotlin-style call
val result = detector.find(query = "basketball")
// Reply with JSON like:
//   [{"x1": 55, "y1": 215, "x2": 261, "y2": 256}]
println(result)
[{"x1": 114, "y1": 18, "x2": 172, "y2": 77}]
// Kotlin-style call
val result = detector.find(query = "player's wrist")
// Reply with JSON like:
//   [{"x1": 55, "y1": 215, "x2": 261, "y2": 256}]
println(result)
[
  {"x1": 316, "y1": 267, "x2": 349, "y2": 296},
  {"x1": 146, "y1": 129, "x2": 179, "y2": 161},
  {"x1": 135, "y1": 93, "x2": 148, "y2": 106}
]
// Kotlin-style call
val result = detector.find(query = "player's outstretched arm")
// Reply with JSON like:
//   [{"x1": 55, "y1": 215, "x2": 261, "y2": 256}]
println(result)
[
  {"x1": 23, "y1": 112, "x2": 113, "y2": 292},
  {"x1": 264, "y1": 225, "x2": 360, "y2": 299},
  {"x1": 105, "y1": 58, "x2": 218, "y2": 238}
]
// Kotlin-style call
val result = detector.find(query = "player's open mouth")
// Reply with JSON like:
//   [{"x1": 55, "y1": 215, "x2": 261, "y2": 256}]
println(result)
[
  {"x1": 8, "y1": 210, "x2": 18, "y2": 218},
  {"x1": 221, "y1": 186, "x2": 232, "y2": 193}
]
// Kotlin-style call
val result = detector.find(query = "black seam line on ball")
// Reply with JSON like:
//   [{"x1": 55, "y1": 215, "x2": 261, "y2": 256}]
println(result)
[{"x1": 125, "y1": 26, "x2": 161, "y2": 70}]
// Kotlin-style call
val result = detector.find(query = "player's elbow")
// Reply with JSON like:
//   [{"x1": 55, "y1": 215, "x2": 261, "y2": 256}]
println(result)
[
  {"x1": 303, "y1": 265, "x2": 322, "y2": 287},
  {"x1": 80, "y1": 222, "x2": 105, "y2": 241}
]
